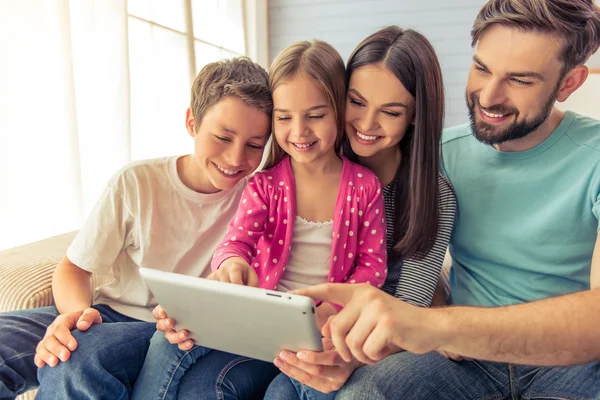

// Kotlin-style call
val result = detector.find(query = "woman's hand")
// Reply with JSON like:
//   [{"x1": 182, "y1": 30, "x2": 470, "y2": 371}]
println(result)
[{"x1": 274, "y1": 338, "x2": 362, "y2": 394}]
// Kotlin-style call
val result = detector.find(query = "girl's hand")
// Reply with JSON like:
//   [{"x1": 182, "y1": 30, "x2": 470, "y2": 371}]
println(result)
[
  {"x1": 274, "y1": 337, "x2": 362, "y2": 394},
  {"x1": 153, "y1": 304, "x2": 194, "y2": 350},
  {"x1": 208, "y1": 257, "x2": 259, "y2": 287}
]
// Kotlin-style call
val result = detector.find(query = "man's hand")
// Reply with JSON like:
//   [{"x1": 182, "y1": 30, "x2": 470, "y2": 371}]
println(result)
[
  {"x1": 274, "y1": 337, "x2": 362, "y2": 394},
  {"x1": 315, "y1": 303, "x2": 338, "y2": 330},
  {"x1": 208, "y1": 257, "x2": 259, "y2": 287},
  {"x1": 34, "y1": 308, "x2": 102, "y2": 368},
  {"x1": 153, "y1": 304, "x2": 194, "y2": 350},
  {"x1": 293, "y1": 283, "x2": 437, "y2": 365}
]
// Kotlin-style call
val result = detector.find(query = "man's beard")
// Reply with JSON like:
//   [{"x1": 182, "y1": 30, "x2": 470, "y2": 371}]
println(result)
[{"x1": 466, "y1": 87, "x2": 558, "y2": 146}]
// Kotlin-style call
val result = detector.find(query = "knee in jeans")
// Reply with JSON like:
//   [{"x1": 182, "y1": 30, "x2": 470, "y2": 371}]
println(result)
[
  {"x1": 148, "y1": 331, "x2": 189, "y2": 359},
  {"x1": 148, "y1": 330, "x2": 172, "y2": 351}
]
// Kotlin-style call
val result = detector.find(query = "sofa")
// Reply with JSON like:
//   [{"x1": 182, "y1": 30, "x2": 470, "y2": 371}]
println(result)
[{"x1": 0, "y1": 232, "x2": 113, "y2": 400}]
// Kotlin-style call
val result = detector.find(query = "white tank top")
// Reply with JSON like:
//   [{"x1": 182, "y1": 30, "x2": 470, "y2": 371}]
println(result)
[{"x1": 277, "y1": 216, "x2": 333, "y2": 292}]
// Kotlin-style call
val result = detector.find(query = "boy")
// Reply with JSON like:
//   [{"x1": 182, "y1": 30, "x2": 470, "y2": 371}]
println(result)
[{"x1": 0, "y1": 57, "x2": 272, "y2": 399}]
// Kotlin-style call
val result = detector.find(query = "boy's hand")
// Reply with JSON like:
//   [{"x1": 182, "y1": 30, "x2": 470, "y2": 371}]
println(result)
[
  {"x1": 153, "y1": 304, "x2": 194, "y2": 351},
  {"x1": 34, "y1": 307, "x2": 102, "y2": 368},
  {"x1": 208, "y1": 258, "x2": 259, "y2": 287}
]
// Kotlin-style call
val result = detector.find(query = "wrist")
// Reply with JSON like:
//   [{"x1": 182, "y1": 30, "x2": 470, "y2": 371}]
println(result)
[
  {"x1": 57, "y1": 302, "x2": 91, "y2": 315},
  {"x1": 425, "y1": 307, "x2": 453, "y2": 351},
  {"x1": 220, "y1": 256, "x2": 244, "y2": 268}
]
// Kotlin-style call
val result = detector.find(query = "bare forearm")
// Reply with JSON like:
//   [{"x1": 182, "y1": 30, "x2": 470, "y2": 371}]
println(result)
[
  {"x1": 432, "y1": 289, "x2": 600, "y2": 365},
  {"x1": 52, "y1": 257, "x2": 93, "y2": 314}
]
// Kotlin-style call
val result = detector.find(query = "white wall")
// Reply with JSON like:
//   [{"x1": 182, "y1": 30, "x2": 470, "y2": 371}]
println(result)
[{"x1": 268, "y1": 0, "x2": 486, "y2": 127}]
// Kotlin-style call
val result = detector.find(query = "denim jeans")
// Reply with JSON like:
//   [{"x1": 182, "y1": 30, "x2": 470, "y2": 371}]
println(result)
[
  {"x1": 0, "y1": 304, "x2": 155, "y2": 400},
  {"x1": 264, "y1": 373, "x2": 337, "y2": 400},
  {"x1": 131, "y1": 330, "x2": 213, "y2": 400},
  {"x1": 336, "y1": 351, "x2": 600, "y2": 400},
  {"x1": 132, "y1": 330, "x2": 280, "y2": 400}
]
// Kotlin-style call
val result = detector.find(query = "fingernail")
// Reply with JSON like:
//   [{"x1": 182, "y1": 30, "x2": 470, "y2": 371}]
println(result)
[
  {"x1": 178, "y1": 332, "x2": 186, "y2": 339},
  {"x1": 165, "y1": 320, "x2": 172, "y2": 327},
  {"x1": 185, "y1": 341, "x2": 193, "y2": 349},
  {"x1": 59, "y1": 351, "x2": 67, "y2": 361},
  {"x1": 67, "y1": 341, "x2": 75, "y2": 350},
  {"x1": 297, "y1": 351, "x2": 307, "y2": 360},
  {"x1": 279, "y1": 351, "x2": 290, "y2": 360},
  {"x1": 274, "y1": 358, "x2": 282, "y2": 368},
  {"x1": 49, "y1": 356, "x2": 57, "y2": 365}
]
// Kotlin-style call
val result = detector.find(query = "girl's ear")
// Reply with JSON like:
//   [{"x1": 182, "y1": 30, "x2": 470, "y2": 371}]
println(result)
[{"x1": 186, "y1": 107, "x2": 197, "y2": 138}]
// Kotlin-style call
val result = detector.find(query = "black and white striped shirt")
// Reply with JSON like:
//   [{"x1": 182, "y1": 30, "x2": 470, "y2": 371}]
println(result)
[{"x1": 381, "y1": 175, "x2": 456, "y2": 307}]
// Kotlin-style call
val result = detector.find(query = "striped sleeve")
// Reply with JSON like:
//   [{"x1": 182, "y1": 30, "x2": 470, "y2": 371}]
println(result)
[{"x1": 383, "y1": 175, "x2": 456, "y2": 307}]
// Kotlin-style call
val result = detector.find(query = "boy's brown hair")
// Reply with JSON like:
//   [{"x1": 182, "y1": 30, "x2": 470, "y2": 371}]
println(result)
[
  {"x1": 264, "y1": 40, "x2": 346, "y2": 169},
  {"x1": 471, "y1": 0, "x2": 600, "y2": 74},
  {"x1": 190, "y1": 57, "x2": 273, "y2": 129}
]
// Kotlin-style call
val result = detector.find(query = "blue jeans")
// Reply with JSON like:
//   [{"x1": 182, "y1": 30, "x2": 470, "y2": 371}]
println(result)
[
  {"x1": 336, "y1": 351, "x2": 600, "y2": 400},
  {"x1": 264, "y1": 373, "x2": 337, "y2": 400},
  {"x1": 0, "y1": 304, "x2": 155, "y2": 400},
  {"x1": 132, "y1": 330, "x2": 280, "y2": 400}
]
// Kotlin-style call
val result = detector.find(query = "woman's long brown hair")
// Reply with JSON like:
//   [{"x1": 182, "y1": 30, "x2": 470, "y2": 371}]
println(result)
[{"x1": 343, "y1": 26, "x2": 444, "y2": 260}]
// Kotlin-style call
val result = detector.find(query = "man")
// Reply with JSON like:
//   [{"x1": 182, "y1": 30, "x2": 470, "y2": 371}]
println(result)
[{"x1": 279, "y1": 0, "x2": 600, "y2": 398}]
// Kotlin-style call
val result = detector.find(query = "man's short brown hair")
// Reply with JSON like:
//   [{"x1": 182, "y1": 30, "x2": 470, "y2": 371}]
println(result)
[
  {"x1": 471, "y1": 0, "x2": 600, "y2": 74},
  {"x1": 190, "y1": 57, "x2": 272, "y2": 129}
]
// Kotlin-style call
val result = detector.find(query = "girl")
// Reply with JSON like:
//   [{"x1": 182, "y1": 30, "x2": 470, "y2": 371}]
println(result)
[
  {"x1": 265, "y1": 25, "x2": 456, "y2": 398},
  {"x1": 132, "y1": 40, "x2": 388, "y2": 400}
]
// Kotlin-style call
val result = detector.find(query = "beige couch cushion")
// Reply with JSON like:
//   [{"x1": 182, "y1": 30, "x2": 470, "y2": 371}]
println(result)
[{"x1": 0, "y1": 231, "x2": 112, "y2": 312}]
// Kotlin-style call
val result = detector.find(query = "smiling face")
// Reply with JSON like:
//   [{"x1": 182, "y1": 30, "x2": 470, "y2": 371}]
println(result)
[
  {"x1": 466, "y1": 24, "x2": 566, "y2": 146},
  {"x1": 187, "y1": 96, "x2": 270, "y2": 193},
  {"x1": 272, "y1": 73, "x2": 339, "y2": 166},
  {"x1": 345, "y1": 64, "x2": 415, "y2": 158}
]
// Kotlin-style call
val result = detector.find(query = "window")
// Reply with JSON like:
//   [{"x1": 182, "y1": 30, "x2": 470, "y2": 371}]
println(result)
[
  {"x1": 0, "y1": 1, "x2": 256, "y2": 251},
  {"x1": 127, "y1": 0, "x2": 245, "y2": 160}
]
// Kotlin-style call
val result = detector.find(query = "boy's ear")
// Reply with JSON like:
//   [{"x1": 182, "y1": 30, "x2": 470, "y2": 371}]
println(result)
[
  {"x1": 556, "y1": 65, "x2": 589, "y2": 103},
  {"x1": 185, "y1": 107, "x2": 196, "y2": 138}
]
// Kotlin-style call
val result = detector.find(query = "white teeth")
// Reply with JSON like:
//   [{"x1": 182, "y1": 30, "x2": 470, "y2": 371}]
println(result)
[
  {"x1": 356, "y1": 131, "x2": 378, "y2": 141},
  {"x1": 216, "y1": 165, "x2": 239, "y2": 175},
  {"x1": 481, "y1": 109, "x2": 506, "y2": 118},
  {"x1": 293, "y1": 142, "x2": 315, "y2": 148}
]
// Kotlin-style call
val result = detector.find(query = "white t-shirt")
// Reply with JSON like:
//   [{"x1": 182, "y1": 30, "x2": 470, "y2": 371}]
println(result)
[
  {"x1": 277, "y1": 216, "x2": 333, "y2": 292},
  {"x1": 67, "y1": 156, "x2": 247, "y2": 321}
]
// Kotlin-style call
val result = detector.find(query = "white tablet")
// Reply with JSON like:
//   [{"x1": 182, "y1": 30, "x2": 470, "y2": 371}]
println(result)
[{"x1": 139, "y1": 268, "x2": 323, "y2": 363}]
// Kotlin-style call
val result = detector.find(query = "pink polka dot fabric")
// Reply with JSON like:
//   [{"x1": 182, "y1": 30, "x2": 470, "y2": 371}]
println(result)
[{"x1": 211, "y1": 156, "x2": 388, "y2": 311}]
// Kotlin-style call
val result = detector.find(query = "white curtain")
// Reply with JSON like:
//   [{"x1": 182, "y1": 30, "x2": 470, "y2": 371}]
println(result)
[
  {"x1": 0, "y1": 0, "x2": 258, "y2": 251},
  {"x1": 0, "y1": 0, "x2": 131, "y2": 251}
]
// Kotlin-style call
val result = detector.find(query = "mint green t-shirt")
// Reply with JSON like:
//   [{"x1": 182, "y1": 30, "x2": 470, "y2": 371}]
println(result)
[{"x1": 442, "y1": 111, "x2": 600, "y2": 307}]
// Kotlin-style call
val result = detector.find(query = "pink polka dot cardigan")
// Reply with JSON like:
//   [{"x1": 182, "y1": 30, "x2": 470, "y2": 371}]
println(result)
[{"x1": 211, "y1": 156, "x2": 388, "y2": 311}]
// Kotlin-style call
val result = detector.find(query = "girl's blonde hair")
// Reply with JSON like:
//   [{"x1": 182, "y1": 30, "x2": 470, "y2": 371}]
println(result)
[{"x1": 264, "y1": 40, "x2": 346, "y2": 170}]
